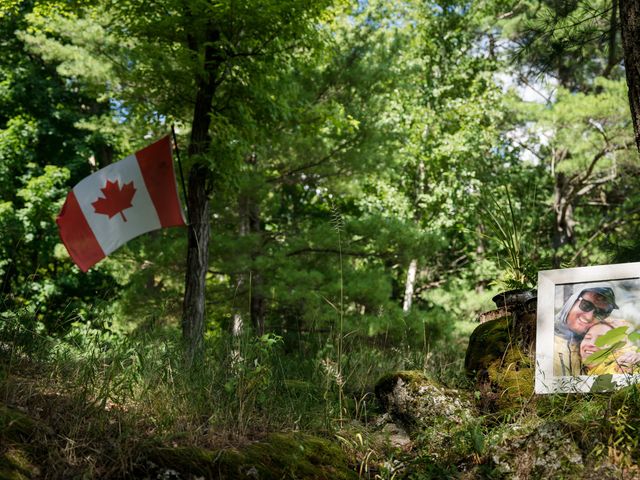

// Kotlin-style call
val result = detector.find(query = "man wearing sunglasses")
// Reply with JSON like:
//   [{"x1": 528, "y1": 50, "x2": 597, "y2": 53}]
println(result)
[{"x1": 554, "y1": 286, "x2": 618, "y2": 376}]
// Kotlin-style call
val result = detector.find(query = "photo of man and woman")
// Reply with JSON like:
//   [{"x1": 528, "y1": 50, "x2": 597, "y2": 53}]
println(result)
[{"x1": 553, "y1": 280, "x2": 640, "y2": 377}]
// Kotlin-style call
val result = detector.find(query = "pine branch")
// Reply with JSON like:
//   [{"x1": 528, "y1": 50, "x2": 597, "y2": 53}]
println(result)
[{"x1": 286, "y1": 247, "x2": 386, "y2": 259}]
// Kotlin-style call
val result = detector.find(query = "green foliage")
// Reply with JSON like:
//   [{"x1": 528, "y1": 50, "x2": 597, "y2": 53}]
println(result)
[
  {"x1": 480, "y1": 185, "x2": 539, "y2": 289},
  {"x1": 497, "y1": 0, "x2": 623, "y2": 89},
  {"x1": 17, "y1": 165, "x2": 68, "y2": 246},
  {"x1": 1, "y1": 0, "x2": 640, "y2": 475}
]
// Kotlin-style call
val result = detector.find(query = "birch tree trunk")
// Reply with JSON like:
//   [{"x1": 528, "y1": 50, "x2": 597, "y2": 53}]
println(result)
[
  {"x1": 403, "y1": 159, "x2": 426, "y2": 313},
  {"x1": 402, "y1": 258, "x2": 418, "y2": 312}
]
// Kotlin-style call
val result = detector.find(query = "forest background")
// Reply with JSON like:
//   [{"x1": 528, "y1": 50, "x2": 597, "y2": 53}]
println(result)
[{"x1": 1, "y1": 0, "x2": 640, "y2": 477}]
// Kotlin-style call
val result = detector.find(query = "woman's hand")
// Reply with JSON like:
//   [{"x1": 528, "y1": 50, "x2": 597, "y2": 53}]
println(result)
[{"x1": 615, "y1": 351, "x2": 640, "y2": 373}]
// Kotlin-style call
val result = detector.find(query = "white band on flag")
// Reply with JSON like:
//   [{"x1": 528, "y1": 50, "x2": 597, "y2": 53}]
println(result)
[{"x1": 74, "y1": 154, "x2": 162, "y2": 255}]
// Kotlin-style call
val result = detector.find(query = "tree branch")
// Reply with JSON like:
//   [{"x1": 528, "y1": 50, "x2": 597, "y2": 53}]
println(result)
[
  {"x1": 570, "y1": 208, "x2": 640, "y2": 263},
  {"x1": 270, "y1": 136, "x2": 360, "y2": 183},
  {"x1": 286, "y1": 247, "x2": 386, "y2": 259}
]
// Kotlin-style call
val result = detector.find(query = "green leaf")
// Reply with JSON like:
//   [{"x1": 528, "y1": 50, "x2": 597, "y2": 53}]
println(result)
[
  {"x1": 594, "y1": 326, "x2": 629, "y2": 348},
  {"x1": 628, "y1": 331, "x2": 640, "y2": 343},
  {"x1": 585, "y1": 341, "x2": 626, "y2": 366}
]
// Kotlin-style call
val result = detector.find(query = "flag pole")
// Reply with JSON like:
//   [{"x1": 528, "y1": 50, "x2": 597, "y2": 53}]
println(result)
[{"x1": 171, "y1": 124, "x2": 189, "y2": 221}]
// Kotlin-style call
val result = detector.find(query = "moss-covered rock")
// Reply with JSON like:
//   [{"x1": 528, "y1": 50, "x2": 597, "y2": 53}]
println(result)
[
  {"x1": 0, "y1": 405, "x2": 42, "y2": 480},
  {"x1": 485, "y1": 344, "x2": 534, "y2": 411},
  {"x1": 145, "y1": 432, "x2": 358, "y2": 479},
  {"x1": 374, "y1": 370, "x2": 478, "y2": 464},
  {"x1": 465, "y1": 315, "x2": 535, "y2": 412},
  {"x1": 0, "y1": 405, "x2": 40, "y2": 442},
  {"x1": 374, "y1": 371, "x2": 474, "y2": 431},
  {"x1": 464, "y1": 317, "x2": 512, "y2": 377},
  {"x1": 490, "y1": 421, "x2": 584, "y2": 479},
  {"x1": 0, "y1": 448, "x2": 39, "y2": 480}
]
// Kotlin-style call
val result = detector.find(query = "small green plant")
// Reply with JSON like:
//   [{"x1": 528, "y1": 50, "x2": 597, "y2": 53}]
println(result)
[
  {"x1": 220, "y1": 331, "x2": 285, "y2": 435},
  {"x1": 588, "y1": 403, "x2": 640, "y2": 468},
  {"x1": 479, "y1": 185, "x2": 538, "y2": 291},
  {"x1": 335, "y1": 431, "x2": 377, "y2": 478}
]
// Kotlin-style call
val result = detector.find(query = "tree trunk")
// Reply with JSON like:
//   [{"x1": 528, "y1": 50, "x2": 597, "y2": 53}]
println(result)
[
  {"x1": 603, "y1": 0, "x2": 618, "y2": 78},
  {"x1": 231, "y1": 275, "x2": 244, "y2": 338},
  {"x1": 402, "y1": 258, "x2": 418, "y2": 313},
  {"x1": 403, "y1": 158, "x2": 426, "y2": 313},
  {"x1": 475, "y1": 223, "x2": 486, "y2": 294},
  {"x1": 552, "y1": 171, "x2": 576, "y2": 267},
  {"x1": 182, "y1": 163, "x2": 211, "y2": 366},
  {"x1": 182, "y1": 41, "x2": 218, "y2": 367},
  {"x1": 88, "y1": 100, "x2": 114, "y2": 168},
  {"x1": 238, "y1": 152, "x2": 266, "y2": 335},
  {"x1": 248, "y1": 192, "x2": 265, "y2": 335},
  {"x1": 0, "y1": 260, "x2": 15, "y2": 296},
  {"x1": 95, "y1": 143, "x2": 114, "y2": 168},
  {"x1": 250, "y1": 275, "x2": 266, "y2": 335},
  {"x1": 620, "y1": 0, "x2": 640, "y2": 151}
]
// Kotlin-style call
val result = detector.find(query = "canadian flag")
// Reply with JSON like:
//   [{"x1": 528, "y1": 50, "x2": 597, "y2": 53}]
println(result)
[{"x1": 57, "y1": 135, "x2": 186, "y2": 272}]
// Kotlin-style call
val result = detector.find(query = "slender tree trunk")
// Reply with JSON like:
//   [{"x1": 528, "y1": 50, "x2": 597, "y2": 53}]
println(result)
[
  {"x1": 603, "y1": 0, "x2": 618, "y2": 79},
  {"x1": 88, "y1": 100, "x2": 114, "y2": 168},
  {"x1": 182, "y1": 41, "x2": 218, "y2": 367},
  {"x1": 232, "y1": 178, "x2": 251, "y2": 339},
  {"x1": 250, "y1": 275, "x2": 266, "y2": 335},
  {"x1": 403, "y1": 159, "x2": 426, "y2": 313},
  {"x1": 95, "y1": 143, "x2": 114, "y2": 168},
  {"x1": 238, "y1": 152, "x2": 266, "y2": 335},
  {"x1": 475, "y1": 223, "x2": 486, "y2": 294},
  {"x1": 402, "y1": 258, "x2": 418, "y2": 312},
  {"x1": 232, "y1": 313, "x2": 243, "y2": 337},
  {"x1": 0, "y1": 261, "x2": 15, "y2": 296},
  {"x1": 552, "y1": 171, "x2": 575, "y2": 267},
  {"x1": 248, "y1": 192, "x2": 265, "y2": 334},
  {"x1": 620, "y1": 0, "x2": 640, "y2": 151}
]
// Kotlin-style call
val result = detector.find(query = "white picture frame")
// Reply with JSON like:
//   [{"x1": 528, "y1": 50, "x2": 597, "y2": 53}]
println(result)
[{"x1": 536, "y1": 262, "x2": 640, "y2": 394}]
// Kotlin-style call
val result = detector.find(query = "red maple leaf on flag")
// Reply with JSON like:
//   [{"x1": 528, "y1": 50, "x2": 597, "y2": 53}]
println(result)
[{"x1": 92, "y1": 179, "x2": 136, "y2": 222}]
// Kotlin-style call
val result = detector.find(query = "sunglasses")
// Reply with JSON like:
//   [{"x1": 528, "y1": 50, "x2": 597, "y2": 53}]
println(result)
[{"x1": 577, "y1": 297, "x2": 614, "y2": 320}]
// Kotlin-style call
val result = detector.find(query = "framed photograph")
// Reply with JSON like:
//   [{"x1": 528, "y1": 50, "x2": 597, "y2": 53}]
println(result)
[{"x1": 536, "y1": 262, "x2": 640, "y2": 394}]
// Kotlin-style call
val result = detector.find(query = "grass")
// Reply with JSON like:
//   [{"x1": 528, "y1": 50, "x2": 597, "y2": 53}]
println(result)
[
  {"x1": 0, "y1": 295, "x2": 476, "y2": 477},
  {"x1": 8, "y1": 292, "x2": 640, "y2": 479}
]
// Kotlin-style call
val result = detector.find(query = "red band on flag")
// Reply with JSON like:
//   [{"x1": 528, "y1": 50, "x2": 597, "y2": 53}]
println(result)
[
  {"x1": 56, "y1": 191, "x2": 105, "y2": 272},
  {"x1": 136, "y1": 136, "x2": 186, "y2": 228}
]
